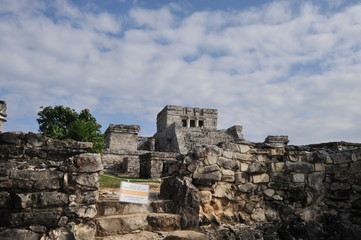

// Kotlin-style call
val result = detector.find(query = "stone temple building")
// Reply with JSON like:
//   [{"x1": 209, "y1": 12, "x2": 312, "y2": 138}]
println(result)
[{"x1": 102, "y1": 105, "x2": 245, "y2": 177}]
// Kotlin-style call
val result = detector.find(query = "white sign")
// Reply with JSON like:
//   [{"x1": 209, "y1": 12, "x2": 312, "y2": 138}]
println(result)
[{"x1": 119, "y1": 181, "x2": 149, "y2": 204}]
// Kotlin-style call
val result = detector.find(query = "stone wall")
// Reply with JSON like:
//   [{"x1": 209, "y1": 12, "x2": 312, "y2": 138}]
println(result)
[
  {"x1": 0, "y1": 132, "x2": 103, "y2": 240},
  {"x1": 163, "y1": 138, "x2": 361, "y2": 239}
]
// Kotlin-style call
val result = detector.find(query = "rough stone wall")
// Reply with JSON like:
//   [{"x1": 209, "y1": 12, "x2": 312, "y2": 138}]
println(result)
[
  {"x1": 164, "y1": 139, "x2": 361, "y2": 239},
  {"x1": 139, "y1": 152, "x2": 181, "y2": 179},
  {"x1": 101, "y1": 150, "x2": 149, "y2": 176},
  {"x1": 0, "y1": 132, "x2": 103, "y2": 240},
  {"x1": 104, "y1": 124, "x2": 140, "y2": 151}
]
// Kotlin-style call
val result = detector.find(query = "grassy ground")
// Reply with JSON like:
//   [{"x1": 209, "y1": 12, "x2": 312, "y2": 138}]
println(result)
[{"x1": 99, "y1": 174, "x2": 162, "y2": 189}]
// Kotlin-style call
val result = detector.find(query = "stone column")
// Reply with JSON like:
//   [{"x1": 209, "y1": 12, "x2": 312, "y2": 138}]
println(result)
[
  {"x1": 186, "y1": 119, "x2": 190, "y2": 128},
  {"x1": 0, "y1": 100, "x2": 7, "y2": 132}
]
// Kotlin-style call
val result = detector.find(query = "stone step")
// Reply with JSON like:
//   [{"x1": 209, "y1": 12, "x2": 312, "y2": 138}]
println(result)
[
  {"x1": 95, "y1": 213, "x2": 181, "y2": 236},
  {"x1": 95, "y1": 230, "x2": 208, "y2": 240},
  {"x1": 97, "y1": 199, "x2": 175, "y2": 216}
]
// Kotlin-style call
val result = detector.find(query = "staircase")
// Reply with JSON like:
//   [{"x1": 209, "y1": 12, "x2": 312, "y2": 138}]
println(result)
[{"x1": 95, "y1": 192, "x2": 207, "y2": 240}]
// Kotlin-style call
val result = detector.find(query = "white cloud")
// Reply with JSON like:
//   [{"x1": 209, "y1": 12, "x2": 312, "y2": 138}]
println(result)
[{"x1": 0, "y1": 0, "x2": 360, "y2": 145}]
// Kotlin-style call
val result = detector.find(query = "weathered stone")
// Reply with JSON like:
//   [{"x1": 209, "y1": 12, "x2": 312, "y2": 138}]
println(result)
[
  {"x1": 234, "y1": 153, "x2": 254, "y2": 161},
  {"x1": 203, "y1": 164, "x2": 220, "y2": 173},
  {"x1": 205, "y1": 156, "x2": 218, "y2": 165},
  {"x1": 251, "y1": 208, "x2": 266, "y2": 222},
  {"x1": 223, "y1": 151, "x2": 233, "y2": 159},
  {"x1": 0, "y1": 229, "x2": 41, "y2": 240},
  {"x1": 352, "y1": 151, "x2": 361, "y2": 161},
  {"x1": 74, "y1": 205, "x2": 97, "y2": 219},
  {"x1": 270, "y1": 173, "x2": 289, "y2": 183},
  {"x1": 265, "y1": 208, "x2": 280, "y2": 222},
  {"x1": 218, "y1": 157, "x2": 240, "y2": 170},
  {"x1": 72, "y1": 222, "x2": 96, "y2": 240},
  {"x1": 308, "y1": 172, "x2": 324, "y2": 191},
  {"x1": 240, "y1": 163, "x2": 248, "y2": 172},
  {"x1": 314, "y1": 163, "x2": 324, "y2": 172},
  {"x1": 272, "y1": 162, "x2": 285, "y2": 172},
  {"x1": 330, "y1": 152, "x2": 352, "y2": 164},
  {"x1": 247, "y1": 162, "x2": 266, "y2": 173},
  {"x1": 286, "y1": 162, "x2": 314, "y2": 173},
  {"x1": 73, "y1": 173, "x2": 99, "y2": 190},
  {"x1": 238, "y1": 183, "x2": 255, "y2": 193},
  {"x1": 234, "y1": 172, "x2": 248, "y2": 184},
  {"x1": 40, "y1": 192, "x2": 68, "y2": 207},
  {"x1": 263, "y1": 189, "x2": 275, "y2": 197},
  {"x1": 221, "y1": 169, "x2": 235, "y2": 182},
  {"x1": 252, "y1": 173, "x2": 270, "y2": 183},
  {"x1": 72, "y1": 153, "x2": 103, "y2": 173},
  {"x1": 350, "y1": 162, "x2": 361, "y2": 173},
  {"x1": 193, "y1": 171, "x2": 222, "y2": 185},
  {"x1": 292, "y1": 173, "x2": 305, "y2": 183},
  {"x1": 213, "y1": 182, "x2": 234, "y2": 199},
  {"x1": 238, "y1": 144, "x2": 251, "y2": 153},
  {"x1": 199, "y1": 191, "x2": 212, "y2": 204},
  {"x1": 29, "y1": 225, "x2": 47, "y2": 233},
  {"x1": 47, "y1": 227, "x2": 73, "y2": 240}
]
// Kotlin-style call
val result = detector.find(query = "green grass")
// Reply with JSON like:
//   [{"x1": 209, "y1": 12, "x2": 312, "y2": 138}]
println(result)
[{"x1": 99, "y1": 174, "x2": 161, "y2": 189}]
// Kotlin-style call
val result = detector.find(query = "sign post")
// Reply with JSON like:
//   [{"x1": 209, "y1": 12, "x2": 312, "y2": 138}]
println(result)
[{"x1": 119, "y1": 181, "x2": 149, "y2": 204}]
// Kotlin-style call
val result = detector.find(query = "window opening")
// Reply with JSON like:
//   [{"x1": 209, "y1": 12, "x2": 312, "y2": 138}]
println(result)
[
  {"x1": 182, "y1": 119, "x2": 187, "y2": 127},
  {"x1": 199, "y1": 120, "x2": 204, "y2": 127},
  {"x1": 190, "y1": 120, "x2": 196, "y2": 127}
]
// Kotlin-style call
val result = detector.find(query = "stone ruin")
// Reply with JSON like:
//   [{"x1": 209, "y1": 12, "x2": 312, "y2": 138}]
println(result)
[
  {"x1": 102, "y1": 105, "x2": 244, "y2": 178},
  {"x1": 1, "y1": 101, "x2": 361, "y2": 239}
]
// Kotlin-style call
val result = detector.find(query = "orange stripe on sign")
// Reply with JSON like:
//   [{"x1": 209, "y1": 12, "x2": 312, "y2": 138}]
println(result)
[{"x1": 120, "y1": 189, "x2": 148, "y2": 197}]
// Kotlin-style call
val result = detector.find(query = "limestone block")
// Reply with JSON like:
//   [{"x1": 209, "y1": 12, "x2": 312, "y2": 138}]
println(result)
[
  {"x1": 252, "y1": 173, "x2": 270, "y2": 183},
  {"x1": 238, "y1": 144, "x2": 251, "y2": 153},
  {"x1": 268, "y1": 148, "x2": 285, "y2": 156},
  {"x1": 29, "y1": 225, "x2": 47, "y2": 233},
  {"x1": 75, "y1": 205, "x2": 97, "y2": 219},
  {"x1": 218, "y1": 157, "x2": 240, "y2": 170},
  {"x1": 272, "y1": 162, "x2": 285, "y2": 172},
  {"x1": 222, "y1": 169, "x2": 235, "y2": 182},
  {"x1": 263, "y1": 189, "x2": 275, "y2": 197},
  {"x1": 251, "y1": 208, "x2": 266, "y2": 222},
  {"x1": 350, "y1": 162, "x2": 361, "y2": 173},
  {"x1": 234, "y1": 172, "x2": 248, "y2": 184},
  {"x1": 39, "y1": 192, "x2": 68, "y2": 207},
  {"x1": 213, "y1": 182, "x2": 234, "y2": 199},
  {"x1": 10, "y1": 169, "x2": 63, "y2": 181},
  {"x1": 202, "y1": 203, "x2": 214, "y2": 214},
  {"x1": 238, "y1": 183, "x2": 255, "y2": 193},
  {"x1": 73, "y1": 153, "x2": 103, "y2": 173},
  {"x1": 331, "y1": 152, "x2": 353, "y2": 164},
  {"x1": 203, "y1": 164, "x2": 220, "y2": 173},
  {"x1": 265, "y1": 208, "x2": 280, "y2": 222},
  {"x1": 234, "y1": 153, "x2": 254, "y2": 161},
  {"x1": 292, "y1": 173, "x2": 305, "y2": 183},
  {"x1": 33, "y1": 179, "x2": 60, "y2": 190},
  {"x1": 223, "y1": 151, "x2": 233, "y2": 159},
  {"x1": 205, "y1": 156, "x2": 218, "y2": 165},
  {"x1": 72, "y1": 222, "x2": 96, "y2": 240},
  {"x1": 352, "y1": 151, "x2": 361, "y2": 161},
  {"x1": 199, "y1": 191, "x2": 212, "y2": 204},
  {"x1": 48, "y1": 227, "x2": 73, "y2": 240},
  {"x1": 286, "y1": 162, "x2": 314, "y2": 173},
  {"x1": 314, "y1": 163, "x2": 325, "y2": 172},
  {"x1": 0, "y1": 229, "x2": 42, "y2": 240},
  {"x1": 73, "y1": 173, "x2": 99, "y2": 190},
  {"x1": 247, "y1": 162, "x2": 266, "y2": 173},
  {"x1": 240, "y1": 163, "x2": 248, "y2": 172},
  {"x1": 308, "y1": 172, "x2": 324, "y2": 191}
]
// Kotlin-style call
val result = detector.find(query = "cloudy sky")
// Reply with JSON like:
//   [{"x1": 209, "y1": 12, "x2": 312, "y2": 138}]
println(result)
[{"x1": 0, "y1": 0, "x2": 360, "y2": 145}]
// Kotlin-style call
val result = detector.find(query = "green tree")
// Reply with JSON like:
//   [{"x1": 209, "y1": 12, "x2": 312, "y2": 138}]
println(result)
[{"x1": 37, "y1": 105, "x2": 105, "y2": 153}]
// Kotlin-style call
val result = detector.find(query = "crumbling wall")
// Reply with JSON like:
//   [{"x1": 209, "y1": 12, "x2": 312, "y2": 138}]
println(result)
[
  {"x1": 162, "y1": 138, "x2": 361, "y2": 239},
  {"x1": 0, "y1": 132, "x2": 103, "y2": 240}
]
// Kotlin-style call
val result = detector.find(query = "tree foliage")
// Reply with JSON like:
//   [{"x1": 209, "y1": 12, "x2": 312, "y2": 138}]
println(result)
[{"x1": 37, "y1": 105, "x2": 105, "y2": 153}]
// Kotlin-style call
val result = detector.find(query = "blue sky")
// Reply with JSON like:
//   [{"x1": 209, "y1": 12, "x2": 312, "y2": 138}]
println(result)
[{"x1": 0, "y1": 0, "x2": 360, "y2": 145}]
